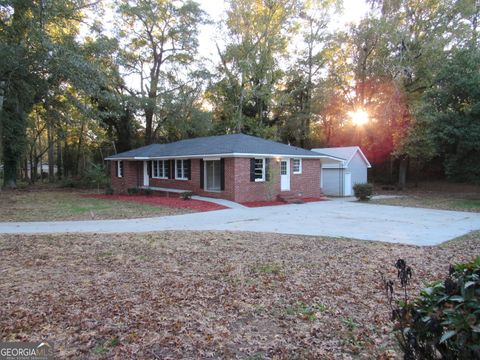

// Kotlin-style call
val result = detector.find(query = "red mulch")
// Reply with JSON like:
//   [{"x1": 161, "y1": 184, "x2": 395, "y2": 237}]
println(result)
[
  {"x1": 83, "y1": 194, "x2": 228, "y2": 212},
  {"x1": 241, "y1": 197, "x2": 328, "y2": 208}
]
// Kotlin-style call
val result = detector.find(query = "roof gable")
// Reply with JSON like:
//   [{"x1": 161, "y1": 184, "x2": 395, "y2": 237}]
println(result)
[{"x1": 311, "y1": 146, "x2": 371, "y2": 168}]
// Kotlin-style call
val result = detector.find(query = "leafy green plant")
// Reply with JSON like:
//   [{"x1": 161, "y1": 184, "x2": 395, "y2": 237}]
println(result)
[
  {"x1": 127, "y1": 187, "x2": 140, "y2": 195},
  {"x1": 105, "y1": 185, "x2": 114, "y2": 195},
  {"x1": 140, "y1": 188, "x2": 153, "y2": 196},
  {"x1": 180, "y1": 191, "x2": 193, "y2": 200},
  {"x1": 353, "y1": 183, "x2": 373, "y2": 201},
  {"x1": 383, "y1": 257, "x2": 480, "y2": 360}
]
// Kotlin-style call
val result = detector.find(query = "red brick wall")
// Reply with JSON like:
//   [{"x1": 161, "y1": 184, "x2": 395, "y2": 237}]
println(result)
[
  {"x1": 109, "y1": 157, "x2": 321, "y2": 201},
  {"x1": 147, "y1": 158, "x2": 236, "y2": 201},
  {"x1": 110, "y1": 160, "x2": 141, "y2": 193},
  {"x1": 290, "y1": 159, "x2": 321, "y2": 198}
]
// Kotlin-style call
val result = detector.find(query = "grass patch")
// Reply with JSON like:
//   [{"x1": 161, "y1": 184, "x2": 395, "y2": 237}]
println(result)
[
  {"x1": 1, "y1": 231, "x2": 479, "y2": 358},
  {"x1": 0, "y1": 189, "x2": 191, "y2": 221},
  {"x1": 371, "y1": 194, "x2": 480, "y2": 212}
]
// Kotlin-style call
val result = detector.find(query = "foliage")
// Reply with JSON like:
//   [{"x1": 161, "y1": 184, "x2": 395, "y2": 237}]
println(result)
[
  {"x1": 180, "y1": 191, "x2": 193, "y2": 200},
  {"x1": 421, "y1": 47, "x2": 480, "y2": 184},
  {"x1": 353, "y1": 183, "x2": 373, "y2": 201},
  {"x1": 127, "y1": 187, "x2": 153, "y2": 196},
  {"x1": 384, "y1": 257, "x2": 480, "y2": 360},
  {"x1": 127, "y1": 187, "x2": 140, "y2": 195}
]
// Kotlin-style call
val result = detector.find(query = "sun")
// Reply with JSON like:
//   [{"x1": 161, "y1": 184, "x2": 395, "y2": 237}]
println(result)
[{"x1": 349, "y1": 110, "x2": 369, "y2": 125}]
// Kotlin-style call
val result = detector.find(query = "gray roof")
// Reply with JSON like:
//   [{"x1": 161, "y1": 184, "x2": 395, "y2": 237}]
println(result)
[
  {"x1": 106, "y1": 134, "x2": 333, "y2": 160},
  {"x1": 311, "y1": 146, "x2": 371, "y2": 167}
]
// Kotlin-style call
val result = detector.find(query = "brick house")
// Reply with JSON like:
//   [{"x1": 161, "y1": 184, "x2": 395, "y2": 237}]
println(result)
[{"x1": 105, "y1": 134, "x2": 342, "y2": 203}]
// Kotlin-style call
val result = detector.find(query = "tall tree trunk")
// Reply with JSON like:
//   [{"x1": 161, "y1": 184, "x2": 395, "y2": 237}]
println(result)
[
  {"x1": 56, "y1": 138, "x2": 62, "y2": 180},
  {"x1": 398, "y1": 156, "x2": 408, "y2": 190},
  {"x1": 47, "y1": 121, "x2": 55, "y2": 183}
]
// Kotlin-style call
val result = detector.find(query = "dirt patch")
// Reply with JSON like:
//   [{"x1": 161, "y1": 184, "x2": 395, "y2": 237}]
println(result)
[{"x1": 1, "y1": 231, "x2": 478, "y2": 359}]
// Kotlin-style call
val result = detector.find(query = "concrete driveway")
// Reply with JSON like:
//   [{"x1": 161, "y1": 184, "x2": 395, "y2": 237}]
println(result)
[{"x1": 1, "y1": 200, "x2": 479, "y2": 246}]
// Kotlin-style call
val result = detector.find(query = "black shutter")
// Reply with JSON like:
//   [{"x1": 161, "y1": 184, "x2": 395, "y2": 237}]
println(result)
[
  {"x1": 147, "y1": 161, "x2": 152, "y2": 177},
  {"x1": 250, "y1": 158, "x2": 255, "y2": 182},
  {"x1": 115, "y1": 161, "x2": 119, "y2": 177},
  {"x1": 200, "y1": 159, "x2": 204, "y2": 189},
  {"x1": 265, "y1": 158, "x2": 270, "y2": 181},
  {"x1": 185, "y1": 159, "x2": 191, "y2": 180},
  {"x1": 170, "y1": 160, "x2": 175, "y2": 179},
  {"x1": 220, "y1": 158, "x2": 225, "y2": 191}
]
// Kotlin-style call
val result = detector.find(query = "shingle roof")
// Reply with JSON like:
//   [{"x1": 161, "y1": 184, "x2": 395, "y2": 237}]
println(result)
[
  {"x1": 311, "y1": 146, "x2": 371, "y2": 167},
  {"x1": 106, "y1": 134, "x2": 332, "y2": 159}
]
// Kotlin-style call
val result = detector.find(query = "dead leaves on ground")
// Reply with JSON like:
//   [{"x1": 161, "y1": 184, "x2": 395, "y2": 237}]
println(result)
[{"x1": 1, "y1": 231, "x2": 479, "y2": 359}]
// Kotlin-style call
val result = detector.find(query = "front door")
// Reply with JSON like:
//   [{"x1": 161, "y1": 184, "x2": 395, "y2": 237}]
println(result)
[
  {"x1": 280, "y1": 159, "x2": 290, "y2": 191},
  {"x1": 143, "y1": 161, "x2": 149, "y2": 187},
  {"x1": 205, "y1": 160, "x2": 221, "y2": 191}
]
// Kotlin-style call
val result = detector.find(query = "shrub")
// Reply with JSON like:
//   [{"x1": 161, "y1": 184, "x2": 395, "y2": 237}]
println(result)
[
  {"x1": 180, "y1": 191, "x2": 193, "y2": 200},
  {"x1": 105, "y1": 185, "x2": 114, "y2": 195},
  {"x1": 127, "y1": 187, "x2": 140, "y2": 195},
  {"x1": 383, "y1": 257, "x2": 480, "y2": 360},
  {"x1": 140, "y1": 188, "x2": 153, "y2": 196},
  {"x1": 353, "y1": 183, "x2": 373, "y2": 200}
]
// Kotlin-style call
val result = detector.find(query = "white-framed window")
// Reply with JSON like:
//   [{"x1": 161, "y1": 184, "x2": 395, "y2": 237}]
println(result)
[
  {"x1": 117, "y1": 160, "x2": 124, "y2": 178},
  {"x1": 293, "y1": 158, "x2": 302, "y2": 174},
  {"x1": 175, "y1": 159, "x2": 188, "y2": 180},
  {"x1": 152, "y1": 160, "x2": 168, "y2": 179},
  {"x1": 254, "y1": 158, "x2": 265, "y2": 182}
]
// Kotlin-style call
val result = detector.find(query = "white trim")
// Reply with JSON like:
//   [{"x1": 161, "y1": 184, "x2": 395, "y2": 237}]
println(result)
[
  {"x1": 106, "y1": 152, "x2": 343, "y2": 161},
  {"x1": 175, "y1": 159, "x2": 188, "y2": 180},
  {"x1": 151, "y1": 159, "x2": 169, "y2": 179},
  {"x1": 293, "y1": 158, "x2": 302, "y2": 174},
  {"x1": 312, "y1": 147, "x2": 372, "y2": 168},
  {"x1": 117, "y1": 160, "x2": 124, "y2": 178},
  {"x1": 254, "y1": 157, "x2": 266, "y2": 182}
]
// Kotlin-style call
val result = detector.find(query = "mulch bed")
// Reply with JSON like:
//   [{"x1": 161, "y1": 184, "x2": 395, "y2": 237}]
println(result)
[
  {"x1": 242, "y1": 197, "x2": 327, "y2": 208},
  {"x1": 84, "y1": 194, "x2": 228, "y2": 212}
]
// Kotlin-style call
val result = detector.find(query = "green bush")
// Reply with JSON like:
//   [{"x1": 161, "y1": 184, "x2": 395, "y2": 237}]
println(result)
[
  {"x1": 180, "y1": 191, "x2": 193, "y2": 200},
  {"x1": 140, "y1": 188, "x2": 153, "y2": 196},
  {"x1": 353, "y1": 183, "x2": 373, "y2": 200},
  {"x1": 127, "y1": 187, "x2": 140, "y2": 195},
  {"x1": 386, "y1": 257, "x2": 480, "y2": 360},
  {"x1": 105, "y1": 185, "x2": 114, "y2": 195}
]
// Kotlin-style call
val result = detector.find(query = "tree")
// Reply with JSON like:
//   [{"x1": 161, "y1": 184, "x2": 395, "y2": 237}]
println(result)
[
  {"x1": 421, "y1": 48, "x2": 480, "y2": 183},
  {"x1": 115, "y1": 0, "x2": 206, "y2": 144},
  {"x1": 210, "y1": 0, "x2": 297, "y2": 137}
]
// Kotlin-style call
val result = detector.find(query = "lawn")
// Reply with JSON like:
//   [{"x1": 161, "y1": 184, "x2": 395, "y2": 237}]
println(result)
[
  {"x1": 0, "y1": 189, "x2": 192, "y2": 221},
  {"x1": 1, "y1": 230, "x2": 478, "y2": 359},
  {"x1": 371, "y1": 181, "x2": 480, "y2": 212}
]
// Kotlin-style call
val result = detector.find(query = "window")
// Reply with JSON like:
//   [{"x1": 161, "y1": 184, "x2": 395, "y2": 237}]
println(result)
[
  {"x1": 254, "y1": 158, "x2": 265, "y2": 181},
  {"x1": 152, "y1": 160, "x2": 168, "y2": 178},
  {"x1": 293, "y1": 158, "x2": 302, "y2": 174},
  {"x1": 176, "y1": 159, "x2": 188, "y2": 180},
  {"x1": 281, "y1": 161, "x2": 287, "y2": 175},
  {"x1": 117, "y1": 161, "x2": 124, "y2": 178}
]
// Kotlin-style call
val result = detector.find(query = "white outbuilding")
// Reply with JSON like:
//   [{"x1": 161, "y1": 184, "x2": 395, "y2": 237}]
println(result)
[{"x1": 311, "y1": 146, "x2": 372, "y2": 196}]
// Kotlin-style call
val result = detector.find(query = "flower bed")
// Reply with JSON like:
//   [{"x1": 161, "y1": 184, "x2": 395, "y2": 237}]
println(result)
[{"x1": 84, "y1": 194, "x2": 228, "y2": 212}]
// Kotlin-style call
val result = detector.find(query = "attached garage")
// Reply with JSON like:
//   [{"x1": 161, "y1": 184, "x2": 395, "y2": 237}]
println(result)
[{"x1": 312, "y1": 146, "x2": 371, "y2": 197}]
